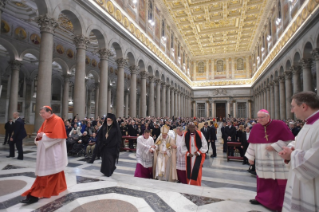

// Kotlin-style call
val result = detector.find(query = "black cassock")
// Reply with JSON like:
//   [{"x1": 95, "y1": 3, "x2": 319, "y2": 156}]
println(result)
[{"x1": 98, "y1": 115, "x2": 122, "y2": 177}]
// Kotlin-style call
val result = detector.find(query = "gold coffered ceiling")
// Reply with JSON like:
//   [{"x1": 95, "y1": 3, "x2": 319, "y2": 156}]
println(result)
[{"x1": 163, "y1": 0, "x2": 268, "y2": 56}]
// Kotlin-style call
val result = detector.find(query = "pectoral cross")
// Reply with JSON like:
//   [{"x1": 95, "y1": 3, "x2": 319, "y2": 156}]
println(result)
[{"x1": 264, "y1": 127, "x2": 268, "y2": 141}]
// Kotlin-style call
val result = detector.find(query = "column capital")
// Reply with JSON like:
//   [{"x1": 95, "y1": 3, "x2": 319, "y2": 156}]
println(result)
[
  {"x1": 8, "y1": 60, "x2": 22, "y2": 70},
  {"x1": 98, "y1": 48, "x2": 113, "y2": 60},
  {"x1": 311, "y1": 48, "x2": 319, "y2": 61},
  {"x1": 166, "y1": 83, "x2": 170, "y2": 88},
  {"x1": 279, "y1": 75, "x2": 285, "y2": 83},
  {"x1": 284, "y1": 70, "x2": 292, "y2": 80},
  {"x1": 116, "y1": 58, "x2": 128, "y2": 68},
  {"x1": 36, "y1": 14, "x2": 58, "y2": 34},
  {"x1": 161, "y1": 81, "x2": 166, "y2": 86},
  {"x1": 73, "y1": 35, "x2": 90, "y2": 49},
  {"x1": 300, "y1": 58, "x2": 313, "y2": 69},
  {"x1": 154, "y1": 78, "x2": 161, "y2": 85},
  {"x1": 273, "y1": 79, "x2": 279, "y2": 85},
  {"x1": 269, "y1": 82, "x2": 274, "y2": 87},
  {"x1": 170, "y1": 86, "x2": 175, "y2": 91},
  {"x1": 290, "y1": 65, "x2": 301, "y2": 75},
  {"x1": 129, "y1": 65, "x2": 139, "y2": 74},
  {"x1": 140, "y1": 70, "x2": 148, "y2": 79},
  {"x1": 148, "y1": 76, "x2": 154, "y2": 82}
]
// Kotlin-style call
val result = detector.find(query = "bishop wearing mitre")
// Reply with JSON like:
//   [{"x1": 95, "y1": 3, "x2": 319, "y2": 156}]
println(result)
[{"x1": 153, "y1": 124, "x2": 177, "y2": 181}]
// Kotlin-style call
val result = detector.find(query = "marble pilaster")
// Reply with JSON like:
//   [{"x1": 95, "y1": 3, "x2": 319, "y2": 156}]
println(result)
[
  {"x1": 266, "y1": 85, "x2": 270, "y2": 113},
  {"x1": 248, "y1": 100, "x2": 252, "y2": 119},
  {"x1": 116, "y1": 58, "x2": 128, "y2": 118},
  {"x1": 140, "y1": 71, "x2": 147, "y2": 118},
  {"x1": 98, "y1": 48, "x2": 112, "y2": 117},
  {"x1": 284, "y1": 70, "x2": 293, "y2": 119},
  {"x1": 232, "y1": 101, "x2": 236, "y2": 118},
  {"x1": 125, "y1": 91, "x2": 129, "y2": 118},
  {"x1": 34, "y1": 15, "x2": 58, "y2": 131},
  {"x1": 290, "y1": 66, "x2": 302, "y2": 94},
  {"x1": 274, "y1": 80, "x2": 280, "y2": 120},
  {"x1": 148, "y1": 76, "x2": 155, "y2": 117},
  {"x1": 174, "y1": 89, "x2": 178, "y2": 116},
  {"x1": 8, "y1": 60, "x2": 22, "y2": 119},
  {"x1": 166, "y1": 84, "x2": 170, "y2": 117},
  {"x1": 300, "y1": 59, "x2": 313, "y2": 92},
  {"x1": 129, "y1": 65, "x2": 138, "y2": 117},
  {"x1": 155, "y1": 79, "x2": 161, "y2": 117},
  {"x1": 279, "y1": 76, "x2": 286, "y2": 119},
  {"x1": 170, "y1": 87, "x2": 174, "y2": 116},
  {"x1": 270, "y1": 82, "x2": 275, "y2": 118},
  {"x1": 161, "y1": 82, "x2": 166, "y2": 117}
]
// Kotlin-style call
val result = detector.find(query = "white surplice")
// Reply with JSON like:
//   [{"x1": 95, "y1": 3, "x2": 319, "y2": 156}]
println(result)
[
  {"x1": 283, "y1": 111, "x2": 319, "y2": 212},
  {"x1": 35, "y1": 134, "x2": 68, "y2": 176},
  {"x1": 136, "y1": 135, "x2": 154, "y2": 168},
  {"x1": 245, "y1": 140, "x2": 291, "y2": 179},
  {"x1": 176, "y1": 134, "x2": 186, "y2": 171}
]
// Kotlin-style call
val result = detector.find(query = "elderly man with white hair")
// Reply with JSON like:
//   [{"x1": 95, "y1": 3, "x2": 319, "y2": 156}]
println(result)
[{"x1": 245, "y1": 109, "x2": 295, "y2": 212}]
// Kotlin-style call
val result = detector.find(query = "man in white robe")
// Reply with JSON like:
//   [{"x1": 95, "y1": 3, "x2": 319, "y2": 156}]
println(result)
[
  {"x1": 134, "y1": 129, "x2": 155, "y2": 179},
  {"x1": 175, "y1": 127, "x2": 187, "y2": 184},
  {"x1": 279, "y1": 91, "x2": 319, "y2": 212}
]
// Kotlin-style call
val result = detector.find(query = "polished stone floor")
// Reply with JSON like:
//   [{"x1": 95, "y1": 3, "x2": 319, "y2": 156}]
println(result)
[{"x1": 0, "y1": 126, "x2": 271, "y2": 212}]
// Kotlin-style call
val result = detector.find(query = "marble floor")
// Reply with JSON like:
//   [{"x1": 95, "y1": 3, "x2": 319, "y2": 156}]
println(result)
[{"x1": 0, "y1": 128, "x2": 272, "y2": 212}]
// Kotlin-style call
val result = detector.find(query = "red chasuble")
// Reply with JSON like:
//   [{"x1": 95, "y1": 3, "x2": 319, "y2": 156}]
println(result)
[{"x1": 22, "y1": 114, "x2": 67, "y2": 198}]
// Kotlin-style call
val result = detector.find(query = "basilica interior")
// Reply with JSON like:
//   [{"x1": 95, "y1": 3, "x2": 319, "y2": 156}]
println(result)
[{"x1": 0, "y1": 0, "x2": 318, "y2": 211}]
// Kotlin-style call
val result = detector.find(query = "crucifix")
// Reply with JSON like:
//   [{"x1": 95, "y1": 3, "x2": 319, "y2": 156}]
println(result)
[{"x1": 264, "y1": 126, "x2": 269, "y2": 141}]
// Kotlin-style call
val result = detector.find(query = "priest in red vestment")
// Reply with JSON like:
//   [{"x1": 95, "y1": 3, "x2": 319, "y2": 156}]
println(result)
[
  {"x1": 181, "y1": 122, "x2": 208, "y2": 186},
  {"x1": 21, "y1": 106, "x2": 68, "y2": 204},
  {"x1": 245, "y1": 109, "x2": 294, "y2": 211}
]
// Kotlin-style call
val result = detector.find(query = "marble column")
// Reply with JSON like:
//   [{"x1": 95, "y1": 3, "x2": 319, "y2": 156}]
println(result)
[
  {"x1": 174, "y1": 89, "x2": 178, "y2": 116},
  {"x1": 166, "y1": 84, "x2": 170, "y2": 117},
  {"x1": 270, "y1": 82, "x2": 275, "y2": 118},
  {"x1": 290, "y1": 66, "x2": 302, "y2": 94},
  {"x1": 0, "y1": 0, "x2": 7, "y2": 36},
  {"x1": 170, "y1": 87, "x2": 174, "y2": 116},
  {"x1": 248, "y1": 100, "x2": 252, "y2": 119},
  {"x1": 140, "y1": 71, "x2": 147, "y2": 118},
  {"x1": 155, "y1": 79, "x2": 161, "y2": 117},
  {"x1": 178, "y1": 92, "x2": 181, "y2": 117},
  {"x1": 274, "y1": 80, "x2": 280, "y2": 119},
  {"x1": 116, "y1": 58, "x2": 127, "y2": 117},
  {"x1": 148, "y1": 76, "x2": 155, "y2": 117},
  {"x1": 312, "y1": 49, "x2": 319, "y2": 93},
  {"x1": 226, "y1": 101, "x2": 230, "y2": 116},
  {"x1": 125, "y1": 91, "x2": 129, "y2": 117},
  {"x1": 161, "y1": 82, "x2": 166, "y2": 117},
  {"x1": 8, "y1": 60, "x2": 22, "y2": 119},
  {"x1": 232, "y1": 101, "x2": 236, "y2": 118},
  {"x1": 211, "y1": 101, "x2": 215, "y2": 117},
  {"x1": 300, "y1": 59, "x2": 313, "y2": 92},
  {"x1": 129, "y1": 65, "x2": 138, "y2": 117},
  {"x1": 107, "y1": 87, "x2": 112, "y2": 113},
  {"x1": 98, "y1": 48, "x2": 112, "y2": 117},
  {"x1": 62, "y1": 75, "x2": 70, "y2": 120},
  {"x1": 279, "y1": 76, "x2": 286, "y2": 120},
  {"x1": 285, "y1": 70, "x2": 293, "y2": 119},
  {"x1": 94, "y1": 83, "x2": 99, "y2": 118},
  {"x1": 193, "y1": 101, "x2": 196, "y2": 117},
  {"x1": 73, "y1": 35, "x2": 89, "y2": 120},
  {"x1": 266, "y1": 85, "x2": 270, "y2": 112},
  {"x1": 34, "y1": 15, "x2": 58, "y2": 131}
]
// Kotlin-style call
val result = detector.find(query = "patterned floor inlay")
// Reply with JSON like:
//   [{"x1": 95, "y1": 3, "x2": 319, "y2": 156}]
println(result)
[
  {"x1": 71, "y1": 199, "x2": 138, "y2": 212},
  {"x1": 32, "y1": 187, "x2": 174, "y2": 212},
  {"x1": 0, "y1": 180, "x2": 27, "y2": 196},
  {"x1": 181, "y1": 193, "x2": 224, "y2": 206},
  {"x1": 76, "y1": 176, "x2": 104, "y2": 184},
  {"x1": 2, "y1": 164, "x2": 26, "y2": 170}
]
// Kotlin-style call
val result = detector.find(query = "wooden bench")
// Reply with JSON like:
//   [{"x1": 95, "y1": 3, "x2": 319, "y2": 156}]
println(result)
[
  {"x1": 227, "y1": 142, "x2": 244, "y2": 162},
  {"x1": 121, "y1": 136, "x2": 137, "y2": 152}
]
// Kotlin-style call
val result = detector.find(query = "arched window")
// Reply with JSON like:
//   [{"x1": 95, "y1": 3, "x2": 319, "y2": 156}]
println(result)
[
  {"x1": 217, "y1": 60, "x2": 223, "y2": 72},
  {"x1": 237, "y1": 58, "x2": 244, "y2": 70}
]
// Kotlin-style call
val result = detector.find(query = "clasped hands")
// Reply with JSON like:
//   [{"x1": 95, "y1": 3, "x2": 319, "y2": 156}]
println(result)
[
  {"x1": 149, "y1": 145, "x2": 156, "y2": 153},
  {"x1": 188, "y1": 151, "x2": 200, "y2": 157},
  {"x1": 36, "y1": 132, "x2": 44, "y2": 138},
  {"x1": 278, "y1": 147, "x2": 294, "y2": 161}
]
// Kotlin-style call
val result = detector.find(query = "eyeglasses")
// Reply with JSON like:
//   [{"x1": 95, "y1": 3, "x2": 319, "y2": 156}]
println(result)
[{"x1": 257, "y1": 116, "x2": 266, "y2": 119}]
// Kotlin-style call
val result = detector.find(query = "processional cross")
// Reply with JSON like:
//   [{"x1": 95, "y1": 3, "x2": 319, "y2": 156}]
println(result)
[{"x1": 264, "y1": 126, "x2": 269, "y2": 141}]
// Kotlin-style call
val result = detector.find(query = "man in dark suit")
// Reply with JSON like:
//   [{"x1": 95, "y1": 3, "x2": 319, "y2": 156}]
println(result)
[
  {"x1": 7, "y1": 112, "x2": 27, "y2": 160},
  {"x1": 241, "y1": 126, "x2": 250, "y2": 164},
  {"x1": 209, "y1": 121, "x2": 217, "y2": 157},
  {"x1": 4, "y1": 119, "x2": 14, "y2": 145},
  {"x1": 127, "y1": 120, "x2": 138, "y2": 150},
  {"x1": 221, "y1": 122, "x2": 227, "y2": 152},
  {"x1": 201, "y1": 122, "x2": 210, "y2": 154},
  {"x1": 224, "y1": 121, "x2": 236, "y2": 156}
]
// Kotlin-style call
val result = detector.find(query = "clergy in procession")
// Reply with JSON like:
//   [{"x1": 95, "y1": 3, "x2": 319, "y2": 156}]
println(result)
[
  {"x1": 21, "y1": 106, "x2": 68, "y2": 204},
  {"x1": 245, "y1": 109, "x2": 295, "y2": 212},
  {"x1": 134, "y1": 129, "x2": 155, "y2": 179},
  {"x1": 181, "y1": 122, "x2": 208, "y2": 186},
  {"x1": 98, "y1": 113, "x2": 122, "y2": 177},
  {"x1": 175, "y1": 127, "x2": 187, "y2": 184},
  {"x1": 279, "y1": 92, "x2": 319, "y2": 212},
  {"x1": 153, "y1": 124, "x2": 178, "y2": 181}
]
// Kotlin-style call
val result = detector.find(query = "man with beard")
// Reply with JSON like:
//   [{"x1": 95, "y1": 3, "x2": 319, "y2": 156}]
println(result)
[
  {"x1": 181, "y1": 122, "x2": 208, "y2": 186},
  {"x1": 98, "y1": 113, "x2": 122, "y2": 177}
]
